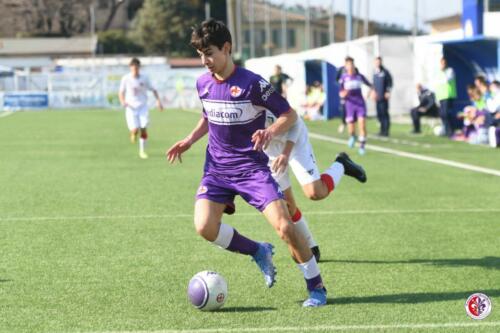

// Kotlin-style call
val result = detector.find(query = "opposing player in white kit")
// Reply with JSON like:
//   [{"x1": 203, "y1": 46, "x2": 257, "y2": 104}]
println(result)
[
  {"x1": 265, "y1": 111, "x2": 367, "y2": 261},
  {"x1": 119, "y1": 57, "x2": 163, "y2": 159}
]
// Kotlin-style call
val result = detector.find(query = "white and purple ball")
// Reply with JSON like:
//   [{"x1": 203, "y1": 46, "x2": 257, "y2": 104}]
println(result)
[{"x1": 188, "y1": 271, "x2": 227, "y2": 311}]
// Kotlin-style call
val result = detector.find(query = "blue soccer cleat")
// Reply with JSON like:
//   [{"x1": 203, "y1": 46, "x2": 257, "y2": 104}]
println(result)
[
  {"x1": 251, "y1": 242, "x2": 277, "y2": 288},
  {"x1": 303, "y1": 288, "x2": 327, "y2": 307},
  {"x1": 348, "y1": 136, "x2": 357, "y2": 148},
  {"x1": 358, "y1": 147, "x2": 366, "y2": 156}
]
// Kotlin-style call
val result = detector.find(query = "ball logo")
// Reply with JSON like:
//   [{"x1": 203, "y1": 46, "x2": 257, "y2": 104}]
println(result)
[
  {"x1": 216, "y1": 292, "x2": 225, "y2": 303},
  {"x1": 230, "y1": 85, "x2": 242, "y2": 97},
  {"x1": 465, "y1": 293, "x2": 492, "y2": 320}
]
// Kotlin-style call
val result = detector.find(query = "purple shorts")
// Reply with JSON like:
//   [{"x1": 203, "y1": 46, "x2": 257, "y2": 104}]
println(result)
[
  {"x1": 345, "y1": 102, "x2": 367, "y2": 123},
  {"x1": 196, "y1": 169, "x2": 284, "y2": 213}
]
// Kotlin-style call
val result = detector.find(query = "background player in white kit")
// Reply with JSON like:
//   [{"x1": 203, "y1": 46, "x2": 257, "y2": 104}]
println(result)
[
  {"x1": 265, "y1": 112, "x2": 367, "y2": 261},
  {"x1": 119, "y1": 57, "x2": 163, "y2": 159}
]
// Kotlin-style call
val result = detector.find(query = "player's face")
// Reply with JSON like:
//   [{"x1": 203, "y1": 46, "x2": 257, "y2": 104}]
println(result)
[
  {"x1": 440, "y1": 59, "x2": 446, "y2": 70},
  {"x1": 130, "y1": 64, "x2": 140, "y2": 76},
  {"x1": 197, "y1": 43, "x2": 230, "y2": 74},
  {"x1": 346, "y1": 61, "x2": 354, "y2": 74}
]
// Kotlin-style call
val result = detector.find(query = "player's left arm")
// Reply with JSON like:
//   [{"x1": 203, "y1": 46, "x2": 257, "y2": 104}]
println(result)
[
  {"x1": 271, "y1": 119, "x2": 300, "y2": 173},
  {"x1": 361, "y1": 74, "x2": 374, "y2": 99},
  {"x1": 151, "y1": 88, "x2": 164, "y2": 111},
  {"x1": 361, "y1": 73, "x2": 373, "y2": 88},
  {"x1": 146, "y1": 77, "x2": 164, "y2": 111}
]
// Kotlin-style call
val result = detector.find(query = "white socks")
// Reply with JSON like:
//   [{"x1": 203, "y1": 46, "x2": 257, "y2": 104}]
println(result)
[
  {"x1": 297, "y1": 255, "x2": 321, "y2": 279},
  {"x1": 212, "y1": 223, "x2": 234, "y2": 249},
  {"x1": 323, "y1": 162, "x2": 345, "y2": 187},
  {"x1": 293, "y1": 216, "x2": 317, "y2": 248},
  {"x1": 139, "y1": 138, "x2": 146, "y2": 152}
]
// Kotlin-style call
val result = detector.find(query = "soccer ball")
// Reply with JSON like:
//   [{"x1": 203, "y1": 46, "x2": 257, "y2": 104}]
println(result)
[
  {"x1": 433, "y1": 125, "x2": 444, "y2": 136},
  {"x1": 188, "y1": 271, "x2": 227, "y2": 311}
]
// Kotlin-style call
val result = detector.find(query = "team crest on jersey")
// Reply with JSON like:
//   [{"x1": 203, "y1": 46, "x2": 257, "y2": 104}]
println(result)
[
  {"x1": 230, "y1": 85, "x2": 242, "y2": 97},
  {"x1": 197, "y1": 185, "x2": 208, "y2": 194}
]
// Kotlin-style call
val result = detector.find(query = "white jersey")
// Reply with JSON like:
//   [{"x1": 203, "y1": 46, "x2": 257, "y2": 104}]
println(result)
[
  {"x1": 119, "y1": 73, "x2": 153, "y2": 109},
  {"x1": 265, "y1": 110, "x2": 307, "y2": 145},
  {"x1": 264, "y1": 111, "x2": 320, "y2": 189}
]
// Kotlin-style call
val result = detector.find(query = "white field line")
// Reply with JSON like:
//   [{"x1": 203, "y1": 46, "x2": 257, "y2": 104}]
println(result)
[
  {"x1": 367, "y1": 134, "x2": 434, "y2": 148},
  {"x1": 86, "y1": 321, "x2": 500, "y2": 333},
  {"x1": 308, "y1": 132, "x2": 500, "y2": 177},
  {"x1": 0, "y1": 110, "x2": 15, "y2": 118},
  {"x1": 1, "y1": 208, "x2": 499, "y2": 222}
]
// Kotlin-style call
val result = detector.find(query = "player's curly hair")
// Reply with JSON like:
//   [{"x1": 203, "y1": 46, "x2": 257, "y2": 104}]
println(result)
[{"x1": 190, "y1": 19, "x2": 232, "y2": 53}]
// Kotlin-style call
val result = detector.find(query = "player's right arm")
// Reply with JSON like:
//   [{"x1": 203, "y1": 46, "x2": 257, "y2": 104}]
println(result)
[
  {"x1": 119, "y1": 76, "x2": 127, "y2": 107},
  {"x1": 166, "y1": 117, "x2": 208, "y2": 164}
]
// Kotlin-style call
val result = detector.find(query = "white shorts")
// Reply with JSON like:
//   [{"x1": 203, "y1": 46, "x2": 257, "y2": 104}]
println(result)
[
  {"x1": 266, "y1": 139, "x2": 320, "y2": 191},
  {"x1": 125, "y1": 105, "x2": 149, "y2": 130}
]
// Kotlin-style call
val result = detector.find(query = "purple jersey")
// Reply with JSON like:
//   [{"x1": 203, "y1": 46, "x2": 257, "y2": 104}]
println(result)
[
  {"x1": 339, "y1": 72, "x2": 371, "y2": 107},
  {"x1": 197, "y1": 66, "x2": 291, "y2": 175}
]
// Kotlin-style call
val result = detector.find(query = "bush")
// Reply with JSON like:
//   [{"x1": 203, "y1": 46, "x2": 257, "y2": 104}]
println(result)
[{"x1": 97, "y1": 30, "x2": 143, "y2": 54}]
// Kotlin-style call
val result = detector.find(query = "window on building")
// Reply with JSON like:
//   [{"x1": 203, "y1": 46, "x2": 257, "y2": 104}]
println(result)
[
  {"x1": 287, "y1": 29, "x2": 296, "y2": 48},
  {"x1": 259, "y1": 29, "x2": 266, "y2": 45},
  {"x1": 488, "y1": 0, "x2": 500, "y2": 11},
  {"x1": 312, "y1": 30, "x2": 318, "y2": 47},
  {"x1": 272, "y1": 29, "x2": 281, "y2": 47},
  {"x1": 244, "y1": 30, "x2": 250, "y2": 44},
  {"x1": 321, "y1": 32, "x2": 329, "y2": 46}
]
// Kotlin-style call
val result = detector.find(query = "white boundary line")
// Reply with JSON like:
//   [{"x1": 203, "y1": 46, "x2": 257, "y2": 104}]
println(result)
[
  {"x1": 1, "y1": 208, "x2": 499, "y2": 222},
  {"x1": 308, "y1": 132, "x2": 500, "y2": 177},
  {"x1": 367, "y1": 134, "x2": 434, "y2": 148},
  {"x1": 0, "y1": 110, "x2": 15, "y2": 118},
  {"x1": 88, "y1": 321, "x2": 500, "y2": 333}
]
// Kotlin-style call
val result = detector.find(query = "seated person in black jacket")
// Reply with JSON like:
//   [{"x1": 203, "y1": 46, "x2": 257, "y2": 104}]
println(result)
[{"x1": 411, "y1": 84, "x2": 439, "y2": 133}]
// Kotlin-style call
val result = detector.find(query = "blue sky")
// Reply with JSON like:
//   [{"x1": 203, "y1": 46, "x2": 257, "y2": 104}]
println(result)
[{"x1": 274, "y1": 0, "x2": 462, "y2": 30}]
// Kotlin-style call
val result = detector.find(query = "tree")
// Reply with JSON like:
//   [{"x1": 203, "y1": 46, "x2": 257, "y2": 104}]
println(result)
[
  {"x1": 7, "y1": 0, "x2": 92, "y2": 37},
  {"x1": 131, "y1": 0, "x2": 204, "y2": 56},
  {"x1": 102, "y1": 0, "x2": 126, "y2": 31}
]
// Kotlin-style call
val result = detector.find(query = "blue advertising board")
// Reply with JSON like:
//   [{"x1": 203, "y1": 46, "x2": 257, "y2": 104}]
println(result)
[{"x1": 3, "y1": 92, "x2": 49, "y2": 109}]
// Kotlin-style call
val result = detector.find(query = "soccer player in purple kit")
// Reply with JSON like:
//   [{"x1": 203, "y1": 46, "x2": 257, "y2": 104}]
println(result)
[
  {"x1": 166, "y1": 19, "x2": 327, "y2": 307},
  {"x1": 338, "y1": 57, "x2": 373, "y2": 155}
]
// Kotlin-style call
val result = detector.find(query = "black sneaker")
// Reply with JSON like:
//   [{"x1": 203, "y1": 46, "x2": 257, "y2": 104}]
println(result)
[
  {"x1": 311, "y1": 246, "x2": 321, "y2": 262},
  {"x1": 335, "y1": 152, "x2": 367, "y2": 183}
]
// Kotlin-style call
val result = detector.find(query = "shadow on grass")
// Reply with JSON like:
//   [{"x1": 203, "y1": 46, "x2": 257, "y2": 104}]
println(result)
[
  {"x1": 216, "y1": 306, "x2": 276, "y2": 312},
  {"x1": 327, "y1": 289, "x2": 500, "y2": 305},
  {"x1": 320, "y1": 256, "x2": 500, "y2": 270},
  {"x1": 0, "y1": 279, "x2": 11, "y2": 283}
]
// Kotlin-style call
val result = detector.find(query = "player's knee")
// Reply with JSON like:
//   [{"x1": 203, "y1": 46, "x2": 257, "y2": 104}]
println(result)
[
  {"x1": 276, "y1": 219, "x2": 293, "y2": 242},
  {"x1": 303, "y1": 187, "x2": 325, "y2": 201},
  {"x1": 193, "y1": 218, "x2": 216, "y2": 241}
]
